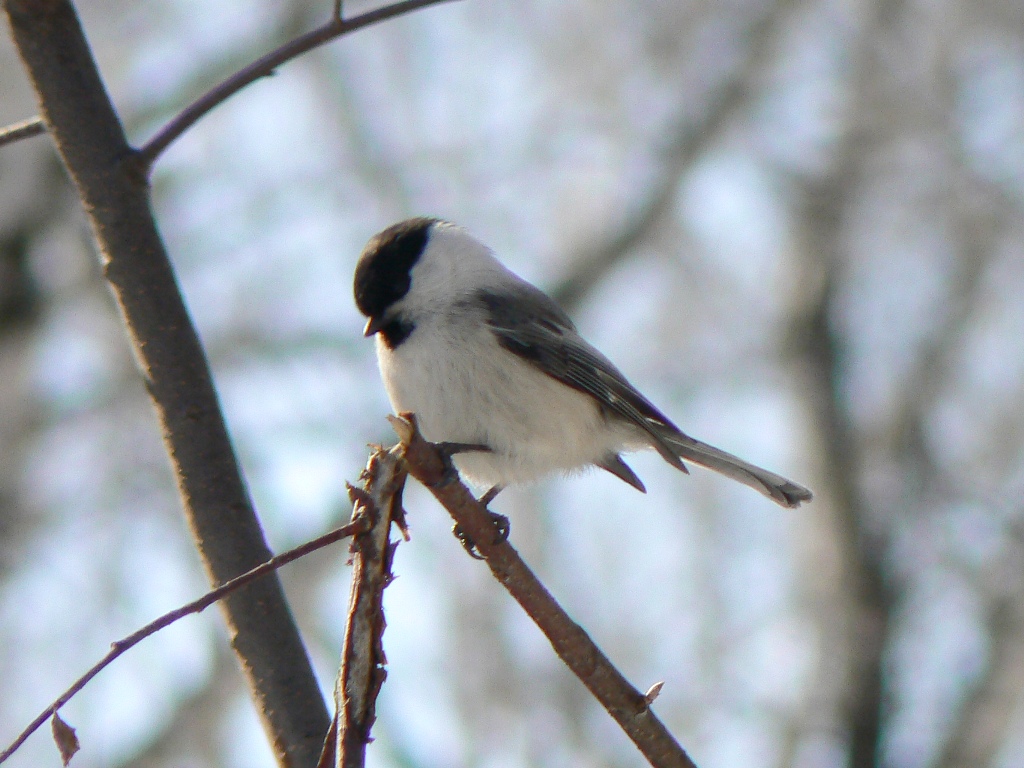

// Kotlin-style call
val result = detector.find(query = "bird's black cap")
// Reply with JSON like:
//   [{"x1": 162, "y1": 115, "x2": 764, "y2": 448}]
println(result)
[{"x1": 353, "y1": 217, "x2": 437, "y2": 321}]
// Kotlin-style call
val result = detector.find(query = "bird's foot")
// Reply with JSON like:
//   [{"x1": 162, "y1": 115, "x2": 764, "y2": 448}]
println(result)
[
  {"x1": 454, "y1": 512, "x2": 510, "y2": 560},
  {"x1": 453, "y1": 487, "x2": 509, "y2": 560}
]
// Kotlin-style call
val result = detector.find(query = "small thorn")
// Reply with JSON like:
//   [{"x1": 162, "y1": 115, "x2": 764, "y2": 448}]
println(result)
[
  {"x1": 387, "y1": 413, "x2": 415, "y2": 444},
  {"x1": 644, "y1": 681, "x2": 664, "y2": 706},
  {"x1": 394, "y1": 508, "x2": 411, "y2": 541},
  {"x1": 346, "y1": 484, "x2": 374, "y2": 510}
]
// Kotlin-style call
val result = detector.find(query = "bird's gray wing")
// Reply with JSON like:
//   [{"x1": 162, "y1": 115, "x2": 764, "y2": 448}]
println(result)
[
  {"x1": 477, "y1": 285, "x2": 813, "y2": 508},
  {"x1": 476, "y1": 286, "x2": 688, "y2": 471}
]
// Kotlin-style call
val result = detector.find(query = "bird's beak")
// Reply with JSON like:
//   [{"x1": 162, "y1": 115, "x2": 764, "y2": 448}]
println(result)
[{"x1": 363, "y1": 316, "x2": 385, "y2": 337}]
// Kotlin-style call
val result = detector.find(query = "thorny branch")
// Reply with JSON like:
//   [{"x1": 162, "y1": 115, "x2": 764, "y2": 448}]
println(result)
[
  {"x1": 335, "y1": 449, "x2": 406, "y2": 768},
  {"x1": 390, "y1": 414, "x2": 698, "y2": 768}
]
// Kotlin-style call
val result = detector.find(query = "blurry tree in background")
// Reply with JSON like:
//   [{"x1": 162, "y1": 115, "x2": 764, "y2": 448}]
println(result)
[{"x1": 2, "y1": 0, "x2": 1024, "y2": 767}]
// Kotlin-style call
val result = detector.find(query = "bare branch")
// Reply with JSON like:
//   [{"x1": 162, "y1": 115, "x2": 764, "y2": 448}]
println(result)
[
  {"x1": 4, "y1": 3, "x2": 337, "y2": 764},
  {"x1": 788, "y1": 2, "x2": 903, "y2": 762},
  {"x1": 336, "y1": 449, "x2": 406, "y2": 768},
  {"x1": 0, "y1": 518, "x2": 367, "y2": 765},
  {"x1": 0, "y1": 116, "x2": 46, "y2": 149},
  {"x1": 137, "y1": 0, "x2": 460, "y2": 168},
  {"x1": 390, "y1": 414, "x2": 699, "y2": 768}
]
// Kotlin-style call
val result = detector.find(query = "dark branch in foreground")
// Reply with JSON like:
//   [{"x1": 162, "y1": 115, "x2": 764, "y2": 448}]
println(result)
[
  {"x1": 138, "y1": 0, "x2": 459, "y2": 168},
  {"x1": 0, "y1": 116, "x2": 46, "y2": 149},
  {"x1": 5, "y1": 3, "x2": 332, "y2": 764},
  {"x1": 390, "y1": 414, "x2": 699, "y2": 768},
  {"x1": 0, "y1": 518, "x2": 368, "y2": 765}
]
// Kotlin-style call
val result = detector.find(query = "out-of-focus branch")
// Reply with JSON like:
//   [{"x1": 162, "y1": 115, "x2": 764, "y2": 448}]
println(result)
[
  {"x1": 921, "y1": 49, "x2": 1024, "y2": 768},
  {"x1": 0, "y1": 115, "x2": 46, "y2": 148},
  {"x1": 335, "y1": 449, "x2": 406, "y2": 768},
  {"x1": 787, "y1": 5, "x2": 903, "y2": 766},
  {"x1": 795, "y1": 6, "x2": 1016, "y2": 763},
  {"x1": 137, "y1": 0, "x2": 459, "y2": 168},
  {"x1": 390, "y1": 414, "x2": 698, "y2": 768},
  {"x1": 3, "y1": 4, "x2": 332, "y2": 765},
  {"x1": 0, "y1": 517, "x2": 367, "y2": 765},
  {"x1": 109, "y1": 646, "x2": 238, "y2": 768},
  {"x1": 934, "y1": 592, "x2": 1024, "y2": 768},
  {"x1": 796, "y1": 240, "x2": 892, "y2": 768},
  {"x1": 881, "y1": 36, "x2": 1012, "y2": 479},
  {"x1": 126, "y1": 1, "x2": 313, "y2": 135},
  {"x1": 551, "y1": 0, "x2": 802, "y2": 310}
]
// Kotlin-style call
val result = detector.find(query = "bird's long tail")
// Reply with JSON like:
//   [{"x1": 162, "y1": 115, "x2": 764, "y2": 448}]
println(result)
[{"x1": 661, "y1": 432, "x2": 812, "y2": 508}]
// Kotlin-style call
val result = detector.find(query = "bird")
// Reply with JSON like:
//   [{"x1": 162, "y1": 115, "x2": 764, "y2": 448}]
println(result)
[{"x1": 354, "y1": 217, "x2": 812, "y2": 509}]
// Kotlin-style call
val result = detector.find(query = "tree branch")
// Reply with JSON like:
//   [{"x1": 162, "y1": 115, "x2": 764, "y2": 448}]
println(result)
[
  {"x1": 390, "y1": 414, "x2": 698, "y2": 768},
  {"x1": 137, "y1": 0, "x2": 459, "y2": 169},
  {"x1": 336, "y1": 449, "x2": 406, "y2": 768},
  {"x1": 0, "y1": 115, "x2": 46, "y2": 149},
  {"x1": 0, "y1": 518, "x2": 368, "y2": 765},
  {"x1": 3, "y1": 3, "x2": 332, "y2": 766},
  {"x1": 788, "y1": 2, "x2": 900, "y2": 760}
]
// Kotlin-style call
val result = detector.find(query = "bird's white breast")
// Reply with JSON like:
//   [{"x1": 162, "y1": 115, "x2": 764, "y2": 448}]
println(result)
[{"x1": 376, "y1": 312, "x2": 636, "y2": 489}]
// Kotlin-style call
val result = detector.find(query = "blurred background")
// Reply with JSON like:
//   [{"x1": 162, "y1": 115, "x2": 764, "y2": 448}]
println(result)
[{"x1": 2, "y1": 0, "x2": 1024, "y2": 766}]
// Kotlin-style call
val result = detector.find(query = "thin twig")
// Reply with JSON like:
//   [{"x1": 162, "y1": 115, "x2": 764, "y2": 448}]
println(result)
[
  {"x1": 337, "y1": 449, "x2": 406, "y2": 768},
  {"x1": 0, "y1": 518, "x2": 368, "y2": 765},
  {"x1": 334, "y1": 0, "x2": 344, "y2": 21},
  {"x1": 390, "y1": 414, "x2": 699, "y2": 768},
  {"x1": 0, "y1": 116, "x2": 46, "y2": 149},
  {"x1": 138, "y1": 0, "x2": 459, "y2": 168}
]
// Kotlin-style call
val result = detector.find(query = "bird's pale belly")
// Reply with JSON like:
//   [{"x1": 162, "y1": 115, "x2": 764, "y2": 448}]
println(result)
[{"x1": 377, "y1": 331, "x2": 640, "y2": 488}]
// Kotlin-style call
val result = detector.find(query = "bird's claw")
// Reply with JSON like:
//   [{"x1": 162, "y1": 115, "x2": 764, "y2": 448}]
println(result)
[
  {"x1": 453, "y1": 510, "x2": 511, "y2": 560},
  {"x1": 489, "y1": 511, "x2": 511, "y2": 544}
]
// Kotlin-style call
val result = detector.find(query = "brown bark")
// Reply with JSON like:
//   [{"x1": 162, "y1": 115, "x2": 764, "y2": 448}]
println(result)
[{"x1": 3, "y1": 2, "x2": 330, "y2": 765}]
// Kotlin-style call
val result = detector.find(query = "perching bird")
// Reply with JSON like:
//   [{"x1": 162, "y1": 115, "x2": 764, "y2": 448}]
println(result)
[{"x1": 354, "y1": 218, "x2": 812, "y2": 508}]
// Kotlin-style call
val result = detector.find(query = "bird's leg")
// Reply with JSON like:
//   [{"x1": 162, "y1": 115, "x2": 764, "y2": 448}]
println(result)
[
  {"x1": 478, "y1": 485, "x2": 503, "y2": 506},
  {"x1": 431, "y1": 441, "x2": 507, "y2": 558},
  {"x1": 478, "y1": 486, "x2": 510, "y2": 545},
  {"x1": 454, "y1": 484, "x2": 509, "y2": 560},
  {"x1": 435, "y1": 441, "x2": 491, "y2": 487}
]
